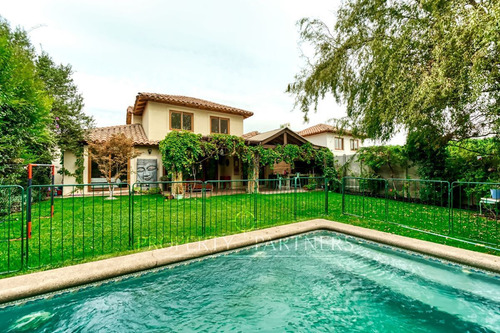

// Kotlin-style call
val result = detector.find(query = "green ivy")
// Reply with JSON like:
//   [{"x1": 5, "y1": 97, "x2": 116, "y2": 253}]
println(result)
[
  {"x1": 158, "y1": 131, "x2": 338, "y2": 180},
  {"x1": 159, "y1": 131, "x2": 204, "y2": 177}
]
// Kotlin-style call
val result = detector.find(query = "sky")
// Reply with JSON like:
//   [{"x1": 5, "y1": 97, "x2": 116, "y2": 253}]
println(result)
[{"x1": 2, "y1": 0, "x2": 404, "y2": 144}]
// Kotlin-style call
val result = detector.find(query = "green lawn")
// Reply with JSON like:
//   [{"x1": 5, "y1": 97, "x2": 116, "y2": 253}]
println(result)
[
  {"x1": 0, "y1": 190, "x2": 498, "y2": 278},
  {"x1": 342, "y1": 193, "x2": 499, "y2": 252},
  {"x1": 0, "y1": 190, "x2": 326, "y2": 275}
]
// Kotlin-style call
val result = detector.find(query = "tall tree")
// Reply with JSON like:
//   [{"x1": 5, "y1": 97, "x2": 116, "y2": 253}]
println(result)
[
  {"x1": 0, "y1": 18, "x2": 53, "y2": 185},
  {"x1": 287, "y1": 0, "x2": 500, "y2": 143},
  {"x1": 36, "y1": 52, "x2": 93, "y2": 151},
  {"x1": 36, "y1": 52, "x2": 94, "y2": 183}
]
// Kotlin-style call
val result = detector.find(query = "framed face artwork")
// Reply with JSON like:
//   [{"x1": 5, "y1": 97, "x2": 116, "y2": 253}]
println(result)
[{"x1": 137, "y1": 159, "x2": 158, "y2": 188}]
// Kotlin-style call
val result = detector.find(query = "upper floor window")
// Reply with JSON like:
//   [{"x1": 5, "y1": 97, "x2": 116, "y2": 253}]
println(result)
[
  {"x1": 350, "y1": 139, "x2": 359, "y2": 151},
  {"x1": 210, "y1": 116, "x2": 230, "y2": 134},
  {"x1": 170, "y1": 111, "x2": 193, "y2": 131},
  {"x1": 334, "y1": 137, "x2": 344, "y2": 150}
]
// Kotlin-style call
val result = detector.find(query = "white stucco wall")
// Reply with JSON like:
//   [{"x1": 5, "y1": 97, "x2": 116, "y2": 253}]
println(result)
[
  {"x1": 306, "y1": 133, "x2": 363, "y2": 156},
  {"x1": 62, "y1": 150, "x2": 77, "y2": 185},
  {"x1": 138, "y1": 102, "x2": 246, "y2": 141},
  {"x1": 61, "y1": 146, "x2": 88, "y2": 195}
]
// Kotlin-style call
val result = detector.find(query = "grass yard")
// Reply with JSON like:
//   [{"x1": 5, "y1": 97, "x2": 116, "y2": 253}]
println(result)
[
  {"x1": 0, "y1": 190, "x2": 326, "y2": 275},
  {"x1": 0, "y1": 190, "x2": 499, "y2": 278},
  {"x1": 342, "y1": 193, "x2": 500, "y2": 252}
]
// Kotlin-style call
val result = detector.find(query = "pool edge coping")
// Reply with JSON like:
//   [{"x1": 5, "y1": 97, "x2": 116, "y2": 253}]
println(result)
[{"x1": 1, "y1": 219, "x2": 499, "y2": 304}]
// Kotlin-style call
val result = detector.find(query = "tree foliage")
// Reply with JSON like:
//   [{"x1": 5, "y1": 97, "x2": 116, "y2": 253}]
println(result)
[
  {"x1": 0, "y1": 19, "x2": 53, "y2": 185},
  {"x1": 0, "y1": 18, "x2": 92, "y2": 185},
  {"x1": 288, "y1": 0, "x2": 500, "y2": 142},
  {"x1": 159, "y1": 131, "x2": 204, "y2": 179},
  {"x1": 88, "y1": 133, "x2": 139, "y2": 197},
  {"x1": 357, "y1": 145, "x2": 409, "y2": 177},
  {"x1": 36, "y1": 52, "x2": 94, "y2": 183},
  {"x1": 446, "y1": 137, "x2": 500, "y2": 182}
]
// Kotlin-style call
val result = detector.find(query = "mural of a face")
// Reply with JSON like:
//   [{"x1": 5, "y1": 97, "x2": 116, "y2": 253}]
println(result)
[{"x1": 137, "y1": 159, "x2": 158, "y2": 184}]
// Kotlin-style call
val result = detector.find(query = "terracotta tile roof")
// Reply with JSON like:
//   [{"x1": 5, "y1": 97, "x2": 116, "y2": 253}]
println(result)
[
  {"x1": 241, "y1": 131, "x2": 259, "y2": 139},
  {"x1": 298, "y1": 123, "x2": 352, "y2": 137},
  {"x1": 132, "y1": 93, "x2": 254, "y2": 119},
  {"x1": 87, "y1": 124, "x2": 158, "y2": 146}
]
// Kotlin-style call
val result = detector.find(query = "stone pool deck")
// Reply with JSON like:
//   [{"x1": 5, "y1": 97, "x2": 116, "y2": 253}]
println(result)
[{"x1": 1, "y1": 219, "x2": 499, "y2": 304}]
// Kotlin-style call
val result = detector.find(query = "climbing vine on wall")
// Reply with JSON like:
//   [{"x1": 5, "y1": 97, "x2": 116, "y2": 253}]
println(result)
[
  {"x1": 60, "y1": 145, "x2": 85, "y2": 184},
  {"x1": 158, "y1": 131, "x2": 337, "y2": 180}
]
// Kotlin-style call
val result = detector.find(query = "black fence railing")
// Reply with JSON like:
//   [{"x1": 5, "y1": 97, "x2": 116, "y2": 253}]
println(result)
[{"x1": 0, "y1": 177, "x2": 499, "y2": 276}]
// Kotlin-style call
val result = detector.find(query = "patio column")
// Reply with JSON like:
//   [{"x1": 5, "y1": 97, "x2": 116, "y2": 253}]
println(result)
[
  {"x1": 172, "y1": 171, "x2": 184, "y2": 195},
  {"x1": 248, "y1": 157, "x2": 260, "y2": 193}
]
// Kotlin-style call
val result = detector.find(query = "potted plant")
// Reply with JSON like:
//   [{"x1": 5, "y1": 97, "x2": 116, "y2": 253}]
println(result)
[{"x1": 304, "y1": 180, "x2": 317, "y2": 191}]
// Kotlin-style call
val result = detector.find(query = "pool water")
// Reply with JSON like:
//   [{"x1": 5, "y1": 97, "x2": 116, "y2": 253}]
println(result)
[{"x1": 1, "y1": 231, "x2": 499, "y2": 332}]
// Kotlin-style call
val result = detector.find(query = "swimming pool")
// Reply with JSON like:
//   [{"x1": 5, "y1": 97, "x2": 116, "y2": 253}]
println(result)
[{"x1": 1, "y1": 231, "x2": 499, "y2": 332}]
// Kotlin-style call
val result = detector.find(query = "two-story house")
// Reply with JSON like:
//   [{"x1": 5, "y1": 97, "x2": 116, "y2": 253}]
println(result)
[
  {"x1": 62, "y1": 93, "x2": 254, "y2": 191},
  {"x1": 298, "y1": 124, "x2": 363, "y2": 156}
]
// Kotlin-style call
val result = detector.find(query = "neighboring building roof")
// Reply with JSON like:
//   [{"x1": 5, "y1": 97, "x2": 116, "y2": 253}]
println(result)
[
  {"x1": 131, "y1": 92, "x2": 254, "y2": 119},
  {"x1": 87, "y1": 124, "x2": 158, "y2": 146},
  {"x1": 244, "y1": 127, "x2": 323, "y2": 148},
  {"x1": 241, "y1": 131, "x2": 259, "y2": 139},
  {"x1": 299, "y1": 123, "x2": 352, "y2": 137},
  {"x1": 245, "y1": 128, "x2": 284, "y2": 143}
]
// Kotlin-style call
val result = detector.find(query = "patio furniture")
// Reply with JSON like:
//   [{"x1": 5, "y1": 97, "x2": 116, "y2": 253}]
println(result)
[
  {"x1": 479, "y1": 197, "x2": 500, "y2": 215},
  {"x1": 220, "y1": 176, "x2": 231, "y2": 189}
]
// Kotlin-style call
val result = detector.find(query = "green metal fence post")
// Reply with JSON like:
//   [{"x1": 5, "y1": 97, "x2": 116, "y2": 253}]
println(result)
[
  {"x1": 361, "y1": 179, "x2": 365, "y2": 218},
  {"x1": 294, "y1": 177, "x2": 298, "y2": 220},
  {"x1": 129, "y1": 184, "x2": 133, "y2": 249},
  {"x1": 202, "y1": 182, "x2": 206, "y2": 236},
  {"x1": 253, "y1": 179, "x2": 258, "y2": 223},
  {"x1": 385, "y1": 180, "x2": 389, "y2": 222},
  {"x1": 20, "y1": 187, "x2": 25, "y2": 270},
  {"x1": 341, "y1": 177, "x2": 345, "y2": 215},
  {"x1": 25, "y1": 184, "x2": 31, "y2": 268},
  {"x1": 449, "y1": 182, "x2": 453, "y2": 235},
  {"x1": 324, "y1": 178, "x2": 329, "y2": 215}
]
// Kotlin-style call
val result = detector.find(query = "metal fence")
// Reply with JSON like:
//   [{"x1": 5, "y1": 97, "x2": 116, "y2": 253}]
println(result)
[
  {"x1": 0, "y1": 185, "x2": 24, "y2": 274},
  {"x1": 451, "y1": 182, "x2": 500, "y2": 246},
  {"x1": 0, "y1": 177, "x2": 332, "y2": 274},
  {"x1": 26, "y1": 183, "x2": 131, "y2": 270},
  {"x1": 343, "y1": 178, "x2": 499, "y2": 249},
  {"x1": 1, "y1": 176, "x2": 499, "y2": 276}
]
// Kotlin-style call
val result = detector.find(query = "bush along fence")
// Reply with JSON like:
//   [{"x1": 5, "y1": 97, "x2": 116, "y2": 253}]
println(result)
[{"x1": 0, "y1": 176, "x2": 499, "y2": 276}]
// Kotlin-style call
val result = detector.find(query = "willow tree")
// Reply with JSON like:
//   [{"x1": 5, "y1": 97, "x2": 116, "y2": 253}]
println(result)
[{"x1": 288, "y1": 0, "x2": 500, "y2": 145}]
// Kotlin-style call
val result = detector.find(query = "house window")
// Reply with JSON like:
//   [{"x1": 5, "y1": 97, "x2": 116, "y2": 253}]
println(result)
[
  {"x1": 334, "y1": 137, "x2": 344, "y2": 150},
  {"x1": 88, "y1": 157, "x2": 129, "y2": 190},
  {"x1": 170, "y1": 111, "x2": 193, "y2": 131},
  {"x1": 210, "y1": 116, "x2": 230, "y2": 134},
  {"x1": 350, "y1": 139, "x2": 359, "y2": 151}
]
